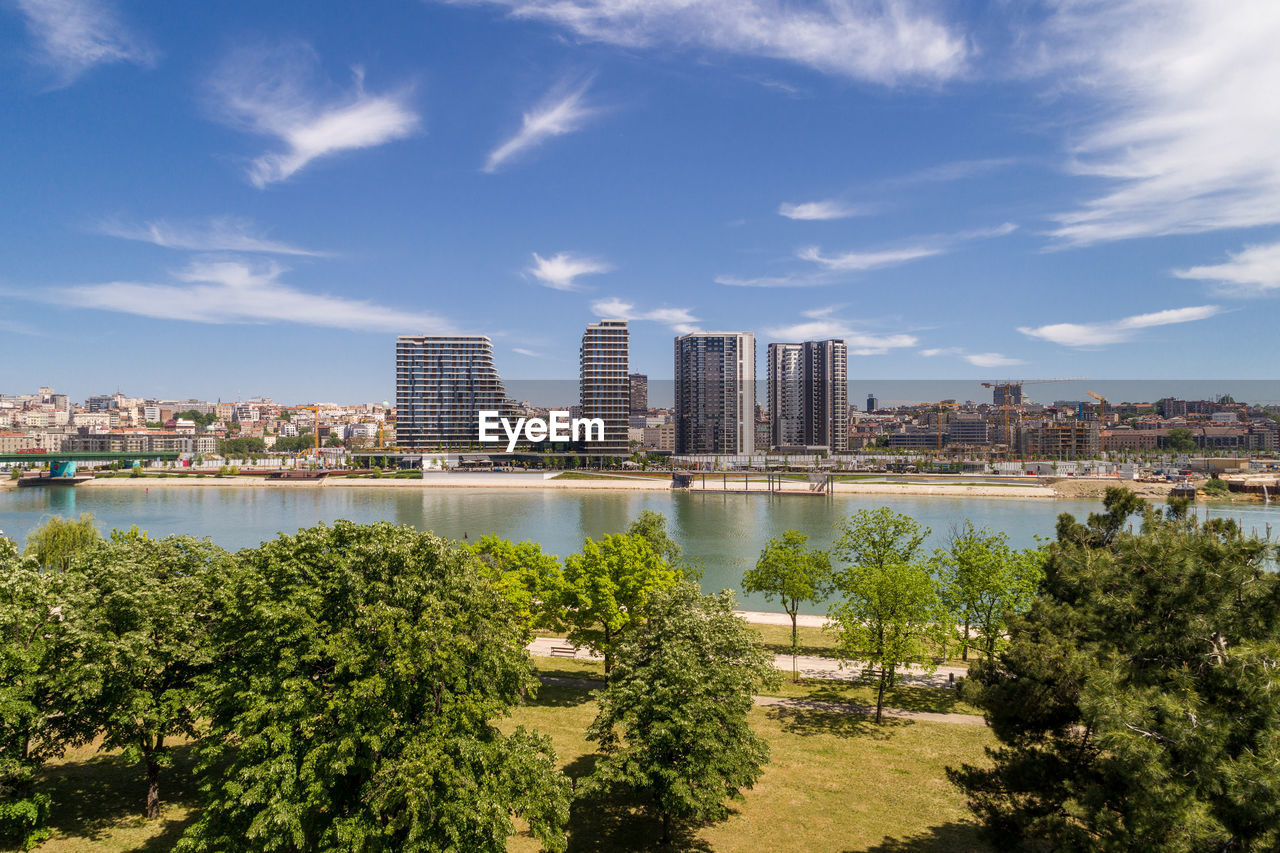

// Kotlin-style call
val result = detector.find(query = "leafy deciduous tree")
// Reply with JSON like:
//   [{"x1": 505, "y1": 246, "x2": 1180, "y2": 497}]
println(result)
[
  {"x1": 468, "y1": 535, "x2": 564, "y2": 631},
  {"x1": 178, "y1": 521, "x2": 571, "y2": 853},
  {"x1": 22, "y1": 513, "x2": 100, "y2": 572},
  {"x1": 742, "y1": 529, "x2": 832, "y2": 680},
  {"x1": 936, "y1": 523, "x2": 1044, "y2": 661},
  {"x1": 584, "y1": 583, "x2": 779, "y2": 844}
]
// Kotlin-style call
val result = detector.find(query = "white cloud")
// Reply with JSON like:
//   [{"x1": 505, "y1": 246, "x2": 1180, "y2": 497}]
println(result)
[
  {"x1": 1018, "y1": 304, "x2": 1221, "y2": 348},
  {"x1": 1173, "y1": 241, "x2": 1280, "y2": 295},
  {"x1": 778, "y1": 200, "x2": 864, "y2": 221},
  {"x1": 512, "y1": 347, "x2": 545, "y2": 357},
  {"x1": 13, "y1": 0, "x2": 154, "y2": 84},
  {"x1": 526, "y1": 251, "x2": 612, "y2": 290},
  {"x1": 48, "y1": 258, "x2": 452, "y2": 333},
  {"x1": 209, "y1": 43, "x2": 418, "y2": 188},
  {"x1": 97, "y1": 216, "x2": 324, "y2": 256},
  {"x1": 765, "y1": 315, "x2": 917, "y2": 355},
  {"x1": 797, "y1": 244, "x2": 942, "y2": 272},
  {"x1": 1040, "y1": 1, "x2": 1280, "y2": 245},
  {"x1": 922, "y1": 348, "x2": 1024, "y2": 368},
  {"x1": 485, "y1": 78, "x2": 597, "y2": 173},
  {"x1": 449, "y1": 0, "x2": 969, "y2": 85},
  {"x1": 590, "y1": 297, "x2": 700, "y2": 333}
]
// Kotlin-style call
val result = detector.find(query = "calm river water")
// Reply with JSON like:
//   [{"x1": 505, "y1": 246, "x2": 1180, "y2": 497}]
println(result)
[{"x1": 2, "y1": 486, "x2": 1277, "y2": 614}]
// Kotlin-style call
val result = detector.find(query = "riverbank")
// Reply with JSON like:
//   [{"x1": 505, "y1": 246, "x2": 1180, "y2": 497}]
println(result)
[{"x1": 69, "y1": 471, "x2": 1063, "y2": 498}]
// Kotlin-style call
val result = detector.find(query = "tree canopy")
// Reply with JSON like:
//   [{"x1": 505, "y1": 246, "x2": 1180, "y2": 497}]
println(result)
[
  {"x1": 951, "y1": 491, "x2": 1280, "y2": 851},
  {"x1": 179, "y1": 521, "x2": 571, "y2": 853},
  {"x1": 468, "y1": 535, "x2": 564, "y2": 631},
  {"x1": 936, "y1": 523, "x2": 1044, "y2": 660},
  {"x1": 742, "y1": 529, "x2": 831, "y2": 680},
  {"x1": 584, "y1": 583, "x2": 779, "y2": 844},
  {"x1": 561, "y1": 533, "x2": 680, "y2": 673},
  {"x1": 22, "y1": 513, "x2": 100, "y2": 572}
]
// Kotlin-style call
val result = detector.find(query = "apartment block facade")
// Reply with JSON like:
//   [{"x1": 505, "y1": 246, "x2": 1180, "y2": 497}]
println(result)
[
  {"x1": 394, "y1": 336, "x2": 508, "y2": 449},
  {"x1": 673, "y1": 331, "x2": 756, "y2": 455},
  {"x1": 766, "y1": 339, "x2": 848, "y2": 452},
  {"x1": 579, "y1": 320, "x2": 630, "y2": 455}
]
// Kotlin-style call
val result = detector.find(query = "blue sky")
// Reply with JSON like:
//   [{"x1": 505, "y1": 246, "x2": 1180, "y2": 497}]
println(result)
[{"x1": 2, "y1": 0, "x2": 1278, "y2": 404}]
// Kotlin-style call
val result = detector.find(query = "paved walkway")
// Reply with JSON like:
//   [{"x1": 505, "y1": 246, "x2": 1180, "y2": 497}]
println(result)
[
  {"x1": 527, "y1": 636, "x2": 969, "y2": 689},
  {"x1": 538, "y1": 676, "x2": 986, "y2": 726}
]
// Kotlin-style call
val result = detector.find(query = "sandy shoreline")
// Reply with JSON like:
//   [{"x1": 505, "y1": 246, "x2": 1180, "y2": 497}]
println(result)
[{"x1": 60, "y1": 472, "x2": 1066, "y2": 498}]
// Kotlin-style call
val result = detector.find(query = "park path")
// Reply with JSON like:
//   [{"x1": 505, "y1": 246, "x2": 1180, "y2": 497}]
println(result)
[
  {"x1": 526, "y1": 636, "x2": 970, "y2": 689},
  {"x1": 537, "y1": 676, "x2": 987, "y2": 726}
]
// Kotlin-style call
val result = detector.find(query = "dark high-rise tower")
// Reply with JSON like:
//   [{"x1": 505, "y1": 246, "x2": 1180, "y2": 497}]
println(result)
[{"x1": 673, "y1": 331, "x2": 756, "y2": 455}]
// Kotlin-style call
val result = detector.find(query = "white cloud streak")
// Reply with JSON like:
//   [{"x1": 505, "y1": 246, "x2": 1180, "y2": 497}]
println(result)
[
  {"x1": 1018, "y1": 304, "x2": 1221, "y2": 347},
  {"x1": 449, "y1": 0, "x2": 969, "y2": 85},
  {"x1": 921, "y1": 347, "x2": 1024, "y2": 367},
  {"x1": 1041, "y1": 0, "x2": 1280, "y2": 245},
  {"x1": 526, "y1": 251, "x2": 612, "y2": 290},
  {"x1": 765, "y1": 316, "x2": 918, "y2": 356},
  {"x1": 209, "y1": 43, "x2": 418, "y2": 188},
  {"x1": 97, "y1": 216, "x2": 325, "y2": 256},
  {"x1": 13, "y1": 0, "x2": 154, "y2": 84},
  {"x1": 485, "y1": 78, "x2": 597, "y2": 173},
  {"x1": 591, "y1": 297, "x2": 700, "y2": 334},
  {"x1": 778, "y1": 200, "x2": 864, "y2": 221},
  {"x1": 48, "y1": 258, "x2": 453, "y2": 333},
  {"x1": 797, "y1": 244, "x2": 942, "y2": 272},
  {"x1": 1174, "y1": 241, "x2": 1280, "y2": 295}
]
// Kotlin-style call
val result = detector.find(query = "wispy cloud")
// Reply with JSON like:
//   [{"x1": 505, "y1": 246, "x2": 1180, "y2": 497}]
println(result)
[
  {"x1": 97, "y1": 216, "x2": 325, "y2": 256},
  {"x1": 512, "y1": 347, "x2": 545, "y2": 358},
  {"x1": 720, "y1": 223, "x2": 1017, "y2": 288},
  {"x1": 526, "y1": 251, "x2": 612, "y2": 291},
  {"x1": 208, "y1": 42, "x2": 418, "y2": 188},
  {"x1": 1039, "y1": 1, "x2": 1280, "y2": 245},
  {"x1": 591, "y1": 297, "x2": 700, "y2": 334},
  {"x1": 921, "y1": 347, "x2": 1024, "y2": 368},
  {"x1": 886, "y1": 157, "x2": 1017, "y2": 186},
  {"x1": 449, "y1": 0, "x2": 969, "y2": 85},
  {"x1": 1174, "y1": 241, "x2": 1280, "y2": 296},
  {"x1": 765, "y1": 314, "x2": 918, "y2": 356},
  {"x1": 40, "y1": 257, "x2": 452, "y2": 333},
  {"x1": 1018, "y1": 305, "x2": 1222, "y2": 348},
  {"x1": 13, "y1": 0, "x2": 154, "y2": 85},
  {"x1": 485, "y1": 78, "x2": 597, "y2": 173},
  {"x1": 778, "y1": 200, "x2": 865, "y2": 221}
]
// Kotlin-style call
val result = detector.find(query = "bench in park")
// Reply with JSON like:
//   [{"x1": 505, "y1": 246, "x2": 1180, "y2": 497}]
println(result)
[{"x1": 549, "y1": 646, "x2": 577, "y2": 658}]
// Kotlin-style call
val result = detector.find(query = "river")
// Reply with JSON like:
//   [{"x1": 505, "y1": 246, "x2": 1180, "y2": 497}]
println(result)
[{"x1": 2, "y1": 486, "x2": 1276, "y2": 614}]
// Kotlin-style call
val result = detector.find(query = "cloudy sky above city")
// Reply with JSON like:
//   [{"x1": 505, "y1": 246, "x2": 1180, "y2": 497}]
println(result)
[{"x1": 2, "y1": 0, "x2": 1278, "y2": 402}]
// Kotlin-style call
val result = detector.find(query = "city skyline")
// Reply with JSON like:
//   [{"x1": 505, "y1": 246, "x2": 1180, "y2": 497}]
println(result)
[{"x1": 3, "y1": 1, "x2": 1280, "y2": 404}]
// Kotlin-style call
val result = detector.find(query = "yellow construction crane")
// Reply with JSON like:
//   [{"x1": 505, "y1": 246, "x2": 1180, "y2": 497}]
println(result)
[
  {"x1": 297, "y1": 405, "x2": 322, "y2": 459},
  {"x1": 1087, "y1": 391, "x2": 1108, "y2": 422},
  {"x1": 981, "y1": 378, "x2": 1085, "y2": 450}
]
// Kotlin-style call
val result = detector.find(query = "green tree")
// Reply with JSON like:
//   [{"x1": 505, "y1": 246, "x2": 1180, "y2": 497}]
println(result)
[
  {"x1": 829, "y1": 507, "x2": 944, "y2": 723},
  {"x1": 937, "y1": 523, "x2": 1044, "y2": 661},
  {"x1": 584, "y1": 583, "x2": 779, "y2": 845},
  {"x1": 1165, "y1": 427, "x2": 1198, "y2": 453},
  {"x1": 561, "y1": 534, "x2": 679, "y2": 673},
  {"x1": 74, "y1": 529, "x2": 226, "y2": 818},
  {"x1": 468, "y1": 535, "x2": 564, "y2": 631},
  {"x1": 216, "y1": 436, "x2": 266, "y2": 457},
  {"x1": 272, "y1": 433, "x2": 313, "y2": 454},
  {"x1": 741, "y1": 529, "x2": 832, "y2": 680},
  {"x1": 0, "y1": 537, "x2": 94, "y2": 848},
  {"x1": 626, "y1": 509, "x2": 700, "y2": 579},
  {"x1": 951, "y1": 500, "x2": 1280, "y2": 851},
  {"x1": 22, "y1": 513, "x2": 100, "y2": 571},
  {"x1": 179, "y1": 522, "x2": 570, "y2": 853}
]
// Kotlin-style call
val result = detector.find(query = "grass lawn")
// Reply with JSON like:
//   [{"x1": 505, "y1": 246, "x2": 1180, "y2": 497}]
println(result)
[
  {"x1": 505, "y1": 683, "x2": 993, "y2": 852},
  {"x1": 32, "y1": 669, "x2": 991, "y2": 853}
]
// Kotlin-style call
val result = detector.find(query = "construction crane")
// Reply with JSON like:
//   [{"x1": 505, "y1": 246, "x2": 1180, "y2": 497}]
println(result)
[
  {"x1": 297, "y1": 405, "x2": 322, "y2": 462},
  {"x1": 1087, "y1": 391, "x2": 1108, "y2": 422},
  {"x1": 981, "y1": 378, "x2": 1085, "y2": 450}
]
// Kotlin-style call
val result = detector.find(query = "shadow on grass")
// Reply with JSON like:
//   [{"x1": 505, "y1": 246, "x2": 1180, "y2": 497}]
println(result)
[
  {"x1": 768, "y1": 706, "x2": 908, "y2": 740},
  {"x1": 797, "y1": 680, "x2": 971, "y2": 715},
  {"x1": 760, "y1": 642, "x2": 838, "y2": 659},
  {"x1": 529, "y1": 682, "x2": 598, "y2": 708},
  {"x1": 853, "y1": 821, "x2": 990, "y2": 852},
  {"x1": 564, "y1": 756, "x2": 715, "y2": 853},
  {"x1": 40, "y1": 742, "x2": 200, "y2": 843}
]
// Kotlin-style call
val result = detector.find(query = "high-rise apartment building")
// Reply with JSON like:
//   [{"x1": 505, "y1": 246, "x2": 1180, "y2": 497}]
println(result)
[
  {"x1": 628, "y1": 373, "x2": 648, "y2": 415},
  {"x1": 673, "y1": 331, "x2": 756, "y2": 455},
  {"x1": 580, "y1": 320, "x2": 630, "y2": 455},
  {"x1": 866, "y1": 394, "x2": 878, "y2": 413},
  {"x1": 395, "y1": 335, "x2": 507, "y2": 449},
  {"x1": 766, "y1": 340, "x2": 848, "y2": 451},
  {"x1": 992, "y1": 383, "x2": 1023, "y2": 408}
]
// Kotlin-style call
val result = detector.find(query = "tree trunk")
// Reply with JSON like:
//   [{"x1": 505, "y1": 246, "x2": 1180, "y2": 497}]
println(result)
[
  {"x1": 962, "y1": 618, "x2": 970, "y2": 661},
  {"x1": 146, "y1": 758, "x2": 161, "y2": 819},
  {"x1": 661, "y1": 812, "x2": 671, "y2": 845},
  {"x1": 875, "y1": 667, "x2": 887, "y2": 724},
  {"x1": 790, "y1": 609, "x2": 799, "y2": 682}
]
